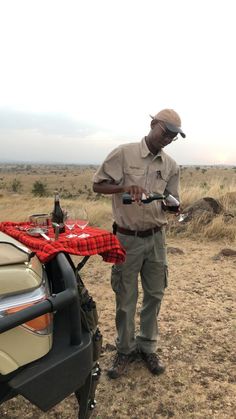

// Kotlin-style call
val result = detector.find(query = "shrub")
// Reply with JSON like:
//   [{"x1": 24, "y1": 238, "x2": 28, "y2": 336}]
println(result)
[
  {"x1": 11, "y1": 178, "x2": 22, "y2": 193},
  {"x1": 32, "y1": 180, "x2": 48, "y2": 197}
]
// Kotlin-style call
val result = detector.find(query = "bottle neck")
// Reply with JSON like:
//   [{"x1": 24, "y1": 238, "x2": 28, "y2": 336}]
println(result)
[{"x1": 54, "y1": 193, "x2": 60, "y2": 203}]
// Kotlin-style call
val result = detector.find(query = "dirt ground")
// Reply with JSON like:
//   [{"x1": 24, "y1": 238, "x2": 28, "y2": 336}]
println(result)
[{"x1": 1, "y1": 238, "x2": 235, "y2": 419}]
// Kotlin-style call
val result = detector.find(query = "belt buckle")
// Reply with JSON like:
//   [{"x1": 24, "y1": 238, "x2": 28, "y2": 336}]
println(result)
[
  {"x1": 137, "y1": 230, "x2": 148, "y2": 238},
  {"x1": 137, "y1": 227, "x2": 159, "y2": 238}
]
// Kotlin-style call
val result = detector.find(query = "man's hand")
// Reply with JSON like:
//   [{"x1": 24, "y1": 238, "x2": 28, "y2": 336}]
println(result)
[
  {"x1": 93, "y1": 181, "x2": 147, "y2": 204},
  {"x1": 125, "y1": 185, "x2": 147, "y2": 203},
  {"x1": 161, "y1": 202, "x2": 181, "y2": 214}
]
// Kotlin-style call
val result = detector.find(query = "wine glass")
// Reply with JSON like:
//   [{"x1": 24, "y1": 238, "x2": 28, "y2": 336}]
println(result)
[
  {"x1": 65, "y1": 212, "x2": 76, "y2": 238},
  {"x1": 65, "y1": 219, "x2": 75, "y2": 229},
  {"x1": 76, "y1": 219, "x2": 88, "y2": 230},
  {"x1": 75, "y1": 208, "x2": 89, "y2": 237}
]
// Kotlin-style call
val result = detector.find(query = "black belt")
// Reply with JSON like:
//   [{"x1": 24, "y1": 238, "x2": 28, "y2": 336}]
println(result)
[{"x1": 116, "y1": 224, "x2": 161, "y2": 238}]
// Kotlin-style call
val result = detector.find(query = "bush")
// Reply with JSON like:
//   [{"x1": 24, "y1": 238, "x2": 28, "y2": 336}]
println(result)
[
  {"x1": 32, "y1": 180, "x2": 48, "y2": 197},
  {"x1": 11, "y1": 178, "x2": 22, "y2": 193}
]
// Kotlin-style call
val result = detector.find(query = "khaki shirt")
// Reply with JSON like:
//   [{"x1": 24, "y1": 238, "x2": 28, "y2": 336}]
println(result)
[{"x1": 93, "y1": 137, "x2": 180, "y2": 230}]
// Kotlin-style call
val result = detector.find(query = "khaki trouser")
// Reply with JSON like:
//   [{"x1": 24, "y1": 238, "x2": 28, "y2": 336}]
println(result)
[{"x1": 111, "y1": 229, "x2": 168, "y2": 355}]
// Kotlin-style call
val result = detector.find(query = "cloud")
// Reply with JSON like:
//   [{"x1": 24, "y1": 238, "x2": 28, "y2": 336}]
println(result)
[
  {"x1": 0, "y1": 108, "x2": 128, "y2": 164},
  {"x1": 0, "y1": 108, "x2": 101, "y2": 137}
]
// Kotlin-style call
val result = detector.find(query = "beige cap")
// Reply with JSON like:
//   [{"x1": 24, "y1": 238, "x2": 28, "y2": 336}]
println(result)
[{"x1": 150, "y1": 109, "x2": 186, "y2": 138}]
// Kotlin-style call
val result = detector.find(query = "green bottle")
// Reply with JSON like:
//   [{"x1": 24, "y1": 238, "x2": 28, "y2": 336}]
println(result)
[
  {"x1": 122, "y1": 192, "x2": 165, "y2": 204},
  {"x1": 51, "y1": 191, "x2": 65, "y2": 233}
]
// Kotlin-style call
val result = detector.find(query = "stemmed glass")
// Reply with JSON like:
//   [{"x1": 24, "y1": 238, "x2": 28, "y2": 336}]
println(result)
[
  {"x1": 75, "y1": 208, "x2": 89, "y2": 237},
  {"x1": 65, "y1": 213, "x2": 76, "y2": 238},
  {"x1": 65, "y1": 219, "x2": 75, "y2": 230}
]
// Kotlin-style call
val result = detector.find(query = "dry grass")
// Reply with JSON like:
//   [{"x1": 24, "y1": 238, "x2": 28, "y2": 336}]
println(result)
[
  {"x1": 181, "y1": 181, "x2": 236, "y2": 211},
  {"x1": 0, "y1": 164, "x2": 235, "y2": 242},
  {"x1": 183, "y1": 214, "x2": 236, "y2": 242},
  {"x1": 0, "y1": 164, "x2": 236, "y2": 417}
]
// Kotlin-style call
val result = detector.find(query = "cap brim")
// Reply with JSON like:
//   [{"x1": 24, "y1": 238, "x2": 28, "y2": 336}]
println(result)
[
  {"x1": 150, "y1": 115, "x2": 186, "y2": 138},
  {"x1": 165, "y1": 122, "x2": 186, "y2": 138}
]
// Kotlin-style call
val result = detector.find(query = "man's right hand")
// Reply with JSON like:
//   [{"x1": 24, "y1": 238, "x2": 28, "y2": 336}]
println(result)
[{"x1": 125, "y1": 185, "x2": 147, "y2": 203}]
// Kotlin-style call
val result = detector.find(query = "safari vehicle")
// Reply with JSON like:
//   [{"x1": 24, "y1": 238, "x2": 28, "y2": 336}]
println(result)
[{"x1": 0, "y1": 231, "x2": 101, "y2": 418}]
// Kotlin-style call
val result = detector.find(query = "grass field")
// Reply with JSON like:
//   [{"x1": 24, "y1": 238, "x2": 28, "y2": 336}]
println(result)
[
  {"x1": 0, "y1": 164, "x2": 235, "y2": 418},
  {"x1": 0, "y1": 163, "x2": 235, "y2": 241}
]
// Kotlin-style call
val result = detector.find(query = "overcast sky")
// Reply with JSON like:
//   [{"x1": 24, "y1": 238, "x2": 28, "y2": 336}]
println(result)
[{"x1": 0, "y1": 0, "x2": 235, "y2": 165}]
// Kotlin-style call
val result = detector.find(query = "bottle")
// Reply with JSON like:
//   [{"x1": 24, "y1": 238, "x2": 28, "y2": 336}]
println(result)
[
  {"x1": 122, "y1": 192, "x2": 165, "y2": 205},
  {"x1": 122, "y1": 192, "x2": 180, "y2": 213},
  {"x1": 51, "y1": 191, "x2": 65, "y2": 233}
]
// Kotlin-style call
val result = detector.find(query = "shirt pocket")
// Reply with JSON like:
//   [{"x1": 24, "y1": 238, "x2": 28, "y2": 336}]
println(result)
[
  {"x1": 148, "y1": 169, "x2": 169, "y2": 194},
  {"x1": 123, "y1": 168, "x2": 146, "y2": 187}
]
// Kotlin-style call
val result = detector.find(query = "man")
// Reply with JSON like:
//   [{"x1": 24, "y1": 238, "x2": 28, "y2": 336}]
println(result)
[{"x1": 93, "y1": 109, "x2": 186, "y2": 379}]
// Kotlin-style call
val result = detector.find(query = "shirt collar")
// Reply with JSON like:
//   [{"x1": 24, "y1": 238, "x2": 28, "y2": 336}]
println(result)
[{"x1": 140, "y1": 137, "x2": 163, "y2": 160}]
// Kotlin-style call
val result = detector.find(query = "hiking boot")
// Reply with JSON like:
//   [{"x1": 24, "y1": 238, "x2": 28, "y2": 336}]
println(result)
[
  {"x1": 107, "y1": 352, "x2": 132, "y2": 379},
  {"x1": 141, "y1": 352, "x2": 165, "y2": 375}
]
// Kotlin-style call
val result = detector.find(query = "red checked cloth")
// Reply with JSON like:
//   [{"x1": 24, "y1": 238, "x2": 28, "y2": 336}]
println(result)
[{"x1": 0, "y1": 222, "x2": 126, "y2": 264}]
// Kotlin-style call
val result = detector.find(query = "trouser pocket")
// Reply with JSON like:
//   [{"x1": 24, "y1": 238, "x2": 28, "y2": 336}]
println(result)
[{"x1": 111, "y1": 264, "x2": 122, "y2": 294}]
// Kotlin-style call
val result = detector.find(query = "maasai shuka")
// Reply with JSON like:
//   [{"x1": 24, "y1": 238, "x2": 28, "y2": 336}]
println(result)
[{"x1": 0, "y1": 222, "x2": 126, "y2": 264}]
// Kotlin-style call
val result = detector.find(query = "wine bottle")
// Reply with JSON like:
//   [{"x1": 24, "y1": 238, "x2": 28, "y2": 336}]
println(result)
[
  {"x1": 122, "y1": 192, "x2": 180, "y2": 213},
  {"x1": 51, "y1": 191, "x2": 65, "y2": 233},
  {"x1": 122, "y1": 192, "x2": 165, "y2": 204}
]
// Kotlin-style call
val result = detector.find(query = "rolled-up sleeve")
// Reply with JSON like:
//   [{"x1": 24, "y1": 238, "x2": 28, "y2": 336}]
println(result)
[{"x1": 93, "y1": 146, "x2": 124, "y2": 184}]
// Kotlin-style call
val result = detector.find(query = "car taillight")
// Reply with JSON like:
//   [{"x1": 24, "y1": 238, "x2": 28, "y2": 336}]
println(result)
[{"x1": 0, "y1": 279, "x2": 53, "y2": 335}]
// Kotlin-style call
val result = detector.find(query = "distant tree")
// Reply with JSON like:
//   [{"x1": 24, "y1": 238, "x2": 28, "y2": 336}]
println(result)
[
  {"x1": 32, "y1": 180, "x2": 47, "y2": 196},
  {"x1": 11, "y1": 178, "x2": 22, "y2": 193}
]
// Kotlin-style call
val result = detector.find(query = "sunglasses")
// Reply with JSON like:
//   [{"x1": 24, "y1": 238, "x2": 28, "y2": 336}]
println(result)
[{"x1": 158, "y1": 122, "x2": 178, "y2": 142}]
